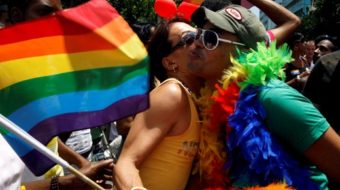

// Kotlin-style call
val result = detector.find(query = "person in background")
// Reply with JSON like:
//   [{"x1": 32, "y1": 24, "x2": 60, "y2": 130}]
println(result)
[
  {"x1": 60, "y1": 129, "x2": 93, "y2": 161},
  {"x1": 305, "y1": 39, "x2": 316, "y2": 69},
  {"x1": 0, "y1": 0, "x2": 8, "y2": 28},
  {"x1": 303, "y1": 49, "x2": 340, "y2": 190},
  {"x1": 303, "y1": 49, "x2": 340, "y2": 134},
  {"x1": 284, "y1": 32, "x2": 309, "y2": 91},
  {"x1": 313, "y1": 34, "x2": 339, "y2": 63}
]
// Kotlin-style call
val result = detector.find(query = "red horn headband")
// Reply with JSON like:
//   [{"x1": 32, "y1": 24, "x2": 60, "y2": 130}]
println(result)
[{"x1": 154, "y1": 0, "x2": 201, "y2": 21}]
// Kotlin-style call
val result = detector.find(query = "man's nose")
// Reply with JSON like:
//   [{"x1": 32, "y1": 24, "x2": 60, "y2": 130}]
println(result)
[{"x1": 194, "y1": 36, "x2": 204, "y2": 49}]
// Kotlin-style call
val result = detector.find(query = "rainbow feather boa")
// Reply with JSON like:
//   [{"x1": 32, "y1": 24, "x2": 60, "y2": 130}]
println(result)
[{"x1": 196, "y1": 42, "x2": 319, "y2": 189}]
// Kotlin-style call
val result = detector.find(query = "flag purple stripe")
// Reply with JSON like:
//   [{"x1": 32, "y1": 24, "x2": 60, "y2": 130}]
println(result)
[
  {"x1": 22, "y1": 94, "x2": 148, "y2": 175},
  {"x1": 22, "y1": 149, "x2": 56, "y2": 176}
]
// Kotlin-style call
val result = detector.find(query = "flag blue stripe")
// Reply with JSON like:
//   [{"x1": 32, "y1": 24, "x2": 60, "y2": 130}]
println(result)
[
  {"x1": 4, "y1": 93, "x2": 148, "y2": 158},
  {"x1": 7, "y1": 75, "x2": 147, "y2": 155}
]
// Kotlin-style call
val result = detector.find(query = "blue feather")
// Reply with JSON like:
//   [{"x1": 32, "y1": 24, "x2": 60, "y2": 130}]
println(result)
[{"x1": 226, "y1": 85, "x2": 320, "y2": 189}]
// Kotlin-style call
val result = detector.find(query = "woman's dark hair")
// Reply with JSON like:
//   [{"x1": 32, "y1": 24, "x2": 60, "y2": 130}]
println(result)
[
  {"x1": 131, "y1": 22, "x2": 155, "y2": 45},
  {"x1": 287, "y1": 32, "x2": 304, "y2": 49},
  {"x1": 147, "y1": 18, "x2": 189, "y2": 86}
]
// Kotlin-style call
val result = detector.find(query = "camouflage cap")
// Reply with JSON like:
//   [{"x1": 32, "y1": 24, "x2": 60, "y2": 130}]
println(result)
[{"x1": 192, "y1": 4, "x2": 268, "y2": 49}]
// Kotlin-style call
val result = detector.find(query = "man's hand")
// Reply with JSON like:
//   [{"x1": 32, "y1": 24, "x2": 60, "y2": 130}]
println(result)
[{"x1": 60, "y1": 159, "x2": 114, "y2": 190}]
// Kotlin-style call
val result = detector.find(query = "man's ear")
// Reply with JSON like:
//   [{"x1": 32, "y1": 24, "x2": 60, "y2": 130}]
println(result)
[{"x1": 9, "y1": 7, "x2": 24, "y2": 23}]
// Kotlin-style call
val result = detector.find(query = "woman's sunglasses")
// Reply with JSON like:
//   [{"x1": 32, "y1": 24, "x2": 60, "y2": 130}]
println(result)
[
  {"x1": 171, "y1": 31, "x2": 197, "y2": 52},
  {"x1": 171, "y1": 29, "x2": 246, "y2": 52}
]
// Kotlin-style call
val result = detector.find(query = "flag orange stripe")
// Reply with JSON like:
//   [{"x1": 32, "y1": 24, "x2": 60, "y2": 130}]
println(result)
[{"x1": 0, "y1": 35, "x2": 147, "y2": 90}]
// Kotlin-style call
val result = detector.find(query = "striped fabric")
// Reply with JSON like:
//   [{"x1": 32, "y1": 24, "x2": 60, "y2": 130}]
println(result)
[{"x1": 0, "y1": 0, "x2": 149, "y2": 175}]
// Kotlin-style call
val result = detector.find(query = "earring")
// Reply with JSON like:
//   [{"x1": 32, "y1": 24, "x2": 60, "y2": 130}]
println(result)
[{"x1": 172, "y1": 65, "x2": 176, "y2": 73}]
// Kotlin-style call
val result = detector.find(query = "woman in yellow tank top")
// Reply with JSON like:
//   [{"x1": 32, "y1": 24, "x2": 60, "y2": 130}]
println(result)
[{"x1": 113, "y1": 19, "x2": 203, "y2": 190}]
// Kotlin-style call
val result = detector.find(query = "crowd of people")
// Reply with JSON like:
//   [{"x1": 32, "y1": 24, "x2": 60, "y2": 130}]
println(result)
[{"x1": 0, "y1": 0, "x2": 339, "y2": 190}]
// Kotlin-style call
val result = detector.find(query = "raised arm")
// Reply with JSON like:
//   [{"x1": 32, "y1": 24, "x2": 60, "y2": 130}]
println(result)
[
  {"x1": 113, "y1": 82, "x2": 190, "y2": 190},
  {"x1": 58, "y1": 138, "x2": 90, "y2": 168},
  {"x1": 247, "y1": 0, "x2": 301, "y2": 45}
]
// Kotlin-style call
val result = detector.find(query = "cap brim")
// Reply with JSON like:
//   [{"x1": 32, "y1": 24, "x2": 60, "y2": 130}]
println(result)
[{"x1": 192, "y1": 6, "x2": 235, "y2": 34}]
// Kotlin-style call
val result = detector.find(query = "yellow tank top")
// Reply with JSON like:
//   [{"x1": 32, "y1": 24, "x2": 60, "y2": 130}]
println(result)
[
  {"x1": 21, "y1": 137, "x2": 64, "y2": 183},
  {"x1": 43, "y1": 137, "x2": 64, "y2": 179},
  {"x1": 139, "y1": 78, "x2": 200, "y2": 190}
]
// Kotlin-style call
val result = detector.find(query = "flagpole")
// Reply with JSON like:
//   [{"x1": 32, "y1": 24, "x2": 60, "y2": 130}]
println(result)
[
  {"x1": 100, "y1": 126, "x2": 117, "y2": 161},
  {"x1": 0, "y1": 114, "x2": 105, "y2": 190}
]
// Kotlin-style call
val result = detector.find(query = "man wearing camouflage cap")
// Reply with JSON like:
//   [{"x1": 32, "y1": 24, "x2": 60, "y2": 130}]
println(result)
[
  {"x1": 193, "y1": 4, "x2": 268, "y2": 49},
  {"x1": 187, "y1": 4, "x2": 269, "y2": 85},
  {"x1": 188, "y1": 4, "x2": 340, "y2": 189}
]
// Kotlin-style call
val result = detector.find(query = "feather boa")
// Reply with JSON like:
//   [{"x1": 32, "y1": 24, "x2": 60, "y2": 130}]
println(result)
[
  {"x1": 228, "y1": 85, "x2": 318, "y2": 189},
  {"x1": 195, "y1": 84, "x2": 230, "y2": 188},
  {"x1": 197, "y1": 42, "x2": 319, "y2": 189}
]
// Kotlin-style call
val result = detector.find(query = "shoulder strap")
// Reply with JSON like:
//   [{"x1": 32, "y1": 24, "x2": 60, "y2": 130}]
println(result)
[{"x1": 159, "y1": 78, "x2": 191, "y2": 95}]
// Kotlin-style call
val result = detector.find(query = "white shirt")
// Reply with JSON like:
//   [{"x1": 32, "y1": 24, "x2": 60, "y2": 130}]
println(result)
[
  {"x1": 65, "y1": 129, "x2": 93, "y2": 154},
  {"x1": 0, "y1": 134, "x2": 25, "y2": 190}
]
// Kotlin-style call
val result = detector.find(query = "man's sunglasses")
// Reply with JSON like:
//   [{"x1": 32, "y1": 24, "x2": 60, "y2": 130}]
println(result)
[
  {"x1": 171, "y1": 29, "x2": 246, "y2": 52},
  {"x1": 196, "y1": 28, "x2": 246, "y2": 50}
]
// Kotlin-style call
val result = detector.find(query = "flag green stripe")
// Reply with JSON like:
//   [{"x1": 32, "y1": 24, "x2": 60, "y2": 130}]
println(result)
[
  {"x1": 0, "y1": 58, "x2": 149, "y2": 116},
  {"x1": 0, "y1": 127, "x2": 9, "y2": 135}
]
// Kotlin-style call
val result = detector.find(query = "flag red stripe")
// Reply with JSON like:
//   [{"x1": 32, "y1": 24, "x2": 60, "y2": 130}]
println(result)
[{"x1": 0, "y1": 0, "x2": 120, "y2": 45}]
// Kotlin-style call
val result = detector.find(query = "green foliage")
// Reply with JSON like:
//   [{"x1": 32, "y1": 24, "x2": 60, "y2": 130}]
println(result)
[
  {"x1": 108, "y1": 0, "x2": 157, "y2": 24},
  {"x1": 300, "y1": 0, "x2": 340, "y2": 39},
  {"x1": 62, "y1": 0, "x2": 187, "y2": 25},
  {"x1": 108, "y1": 0, "x2": 185, "y2": 25}
]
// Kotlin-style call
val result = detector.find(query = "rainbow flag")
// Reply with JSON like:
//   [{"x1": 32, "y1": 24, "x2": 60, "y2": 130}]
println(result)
[{"x1": 0, "y1": 0, "x2": 149, "y2": 175}]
